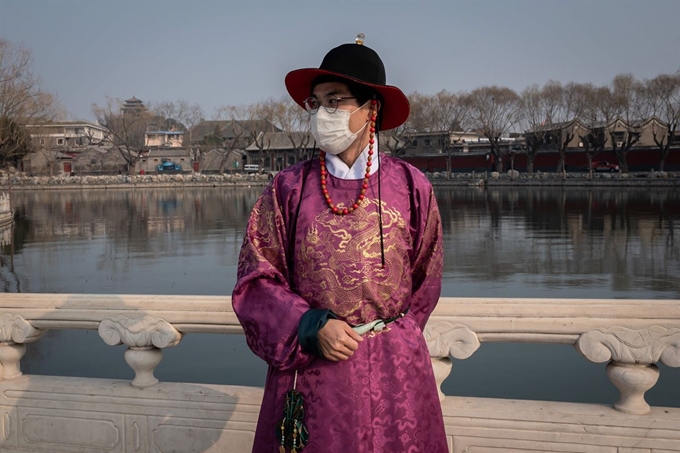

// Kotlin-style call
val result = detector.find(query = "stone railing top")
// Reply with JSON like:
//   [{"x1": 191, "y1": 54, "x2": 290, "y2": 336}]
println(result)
[
  {"x1": 0, "y1": 293, "x2": 240, "y2": 333},
  {"x1": 0, "y1": 294, "x2": 678, "y2": 341}
]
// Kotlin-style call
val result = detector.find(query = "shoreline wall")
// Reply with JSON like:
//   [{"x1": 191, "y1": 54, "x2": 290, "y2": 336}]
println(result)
[{"x1": 2, "y1": 170, "x2": 679, "y2": 190}]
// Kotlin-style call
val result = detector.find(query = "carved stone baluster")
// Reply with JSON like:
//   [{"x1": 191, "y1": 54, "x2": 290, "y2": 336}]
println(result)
[
  {"x1": 98, "y1": 315, "x2": 182, "y2": 388},
  {"x1": 0, "y1": 314, "x2": 46, "y2": 380},
  {"x1": 424, "y1": 322, "x2": 481, "y2": 401},
  {"x1": 576, "y1": 326, "x2": 680, "y2": 414}
]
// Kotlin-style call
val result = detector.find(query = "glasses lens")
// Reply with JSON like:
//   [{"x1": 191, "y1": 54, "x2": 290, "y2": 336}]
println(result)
[
  {"x1": 323, "y1": 96, "x2": 339, "y2": 114},
  {"x1": 304, "y1": 97, "x2": 319, "y2": 113}
]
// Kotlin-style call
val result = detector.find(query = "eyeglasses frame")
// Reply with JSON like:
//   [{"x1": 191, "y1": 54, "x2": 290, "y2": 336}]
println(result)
[{"x1": 303, "y1": 95, "x2": 358, "y2": 114}]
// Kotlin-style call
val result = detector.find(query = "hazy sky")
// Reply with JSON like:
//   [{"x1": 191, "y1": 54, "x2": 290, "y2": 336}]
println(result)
[{"x1": 2, "y1": 0, "x2": 679, "y2": 121}]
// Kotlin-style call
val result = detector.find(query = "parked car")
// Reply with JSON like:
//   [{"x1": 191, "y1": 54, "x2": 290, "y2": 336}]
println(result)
[
  {"x1": 156, "y1": 160, "x2": 182, "y2": 173},
  {"x1": 591, "y1": 160, "x2": 620, "y2": 172},
  {"x1": 244, "y1": 164, "x2": 260, "y2": 173}
]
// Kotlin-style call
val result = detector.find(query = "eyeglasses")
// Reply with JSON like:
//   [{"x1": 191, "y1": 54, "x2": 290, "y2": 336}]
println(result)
[{"x1": 304, "y1": 95, "x2": 357, "y2": 114}]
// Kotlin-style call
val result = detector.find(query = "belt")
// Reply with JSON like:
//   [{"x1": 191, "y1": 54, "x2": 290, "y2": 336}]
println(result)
[{"x1": 351, "y1": 309, "x2": 409, "y2": 335}]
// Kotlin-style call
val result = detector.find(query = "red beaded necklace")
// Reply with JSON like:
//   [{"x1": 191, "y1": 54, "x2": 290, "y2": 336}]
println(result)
[{"x1": 320, "y1": 112, "x2": 377, "y2": 215}]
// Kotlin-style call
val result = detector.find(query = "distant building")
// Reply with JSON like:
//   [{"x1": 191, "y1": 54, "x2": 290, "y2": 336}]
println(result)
[
  {"x1": 245, "y1": 131, "x2": 315, "y2": 171},
  {"x1": 196, "y1": 148, "x2": 247, "y2": 173},
  {"x1": 399, "y1": 130, "x2": 506, "y2": 156},
  {"x1": 21, "y1": 149, "x2": 73, "y2": 176},
  {"x1": 136, "y1": 148, "x2": 192, "y2": 174},
  {"x1": 191, "y1": 119, "x2": 281, "y2": 146},
  {"x1": 402, "y1": 131, "x2": 451, "y2": 156},
  {"x1": 25, "y1": 121, "x2": 110, "y2": 149},
  {"x1": 121, "y1": 96, "x2": 145, "y2": 114},
  {"x1": 72, "y1": 148, "x2": 127, "y2": 175},
  {"x1": 145, "y1": 130, "x2": 184, "y2": 148}
]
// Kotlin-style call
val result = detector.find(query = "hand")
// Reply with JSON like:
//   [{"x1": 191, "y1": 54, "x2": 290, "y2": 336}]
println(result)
[{"x1": 317, "y1": 319, "x2": 364, "y2": 362}]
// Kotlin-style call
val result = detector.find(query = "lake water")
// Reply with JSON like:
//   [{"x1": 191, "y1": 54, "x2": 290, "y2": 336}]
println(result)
[{"x1": 3, "y1": 186, "x2": 679, "y2": 407}]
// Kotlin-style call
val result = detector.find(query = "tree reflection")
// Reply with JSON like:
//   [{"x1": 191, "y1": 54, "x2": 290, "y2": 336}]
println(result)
[
  {"x1": 3, "y1": 186, "x2": 679, "y2": 298},
  {"x1": 435, "y1": 187, "x2": 680, "y2": 296}
]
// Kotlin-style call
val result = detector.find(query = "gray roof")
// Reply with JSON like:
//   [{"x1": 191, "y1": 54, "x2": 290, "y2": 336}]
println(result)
[
  {"x1": 72, "y1": 147, "x2": 108, "y2": 156},
  {"x1": 23, "y1": 149, "x2": 71, "y2": 161},
  {"x1": 245, "y1": 131, "x2": 315, "y2": 151},
  {"x1": 25, "y1": 121, "x2": 107, "y2": 129},
  {"x1": 191, "y1": 121, "x2": 230, "y2": 141},
  {"x1": 202, "y1": 148, "x2": 246, "y2": 157},
  {"x1": 145, "y1": 148, "x2": 192, "y2": 158},
  {"x1": 192, "y1": 119, "x2": 281, "y2": 141},
  {"x1": 526, "y1": 119, "x2": 584, "y2": 133}
]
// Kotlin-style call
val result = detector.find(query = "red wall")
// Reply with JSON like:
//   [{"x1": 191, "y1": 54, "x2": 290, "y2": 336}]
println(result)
[{"x1": 401, "y1": 148, "x2": 680, "y2": 173}]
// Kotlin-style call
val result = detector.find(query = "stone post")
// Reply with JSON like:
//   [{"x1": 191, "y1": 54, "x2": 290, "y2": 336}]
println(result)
[
  {"x1": 98, "y1": 315, "x2": 182, "y2": 388},
  {"x1": 0, "y1": 314, "x2": 46, "y2": 379},
  {"x1": 576, "y1": 326, "x2": 680, "y2": 414},
  {"x1": 425, "y1": 322, "x2": 481, "y2": 401}
]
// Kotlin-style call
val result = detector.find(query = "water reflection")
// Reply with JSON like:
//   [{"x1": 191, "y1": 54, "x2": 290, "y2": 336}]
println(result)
[
  {"x1": 5, "y1": 188, "x2": 260, "y2": 295},
  {"x1": 437, "y1": 187, "x2": 679, "y2": 299},
  {"x1": 3, "y1": 186, "x2": 680, "y2": 406},
  {"x1": 5, "y1": 186, "x2": 679, "y2": 298}
]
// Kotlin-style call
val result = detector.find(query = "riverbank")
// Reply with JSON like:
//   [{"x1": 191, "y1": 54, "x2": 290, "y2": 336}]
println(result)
[
  {"x1": 431, "y1": 170, "x2": 680, "y2": 187},
  {"x1": 2, "y1": 170, "x2": 680, "y2": 190},
  {"x1": 2, "y1": 173, "x2": 269, "y2": 190}
]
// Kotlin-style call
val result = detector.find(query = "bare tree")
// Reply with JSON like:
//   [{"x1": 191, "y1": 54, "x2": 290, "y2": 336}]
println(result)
[
  {"x1": 80, "y1": 126, "x2": 110, "y2": 146},
  {"x1": 520, "y1": 82, "x2": 561, "y2": 174},
  {"x1": 404, "y1": 92, "x2": 435, "y2": 133},
  {"x1": 464, "y1": 86, "x2": 521, "y2": 173},
  {"x1": 92, "y1": 97, "x2": 153, "y2": 175},
  {"x1": 214, "y1": 101, "x2": 279, "y2": 169},
  {"x1": 274, "y1": 97, "x2": 313, "y2": 167},
  {"x1": 428, "y1": 90, "x2": 471, "y2": 177},
  {"x1": 379, "y1": 124, "x2": 413, "y2": 157},
  {"x1": 521, "y1": 81, "x2": 589, "y2": 175},
  {"x1": 646, "y1": 72, "x2": 680, "y2": 172},
  {"x1": 151, "y1": 99, "x2": 204, "y2": 144},
  {"x1": 151, "y1": 100, "x2": 183, "y2": 130},
  {"x1": 41, "y1": 148, "x2": 61, "y2": 176},
  {"x1": 380, "y1": 92, "x2": 428, "y2": 157},
  {"x1": 0, "y1": 39, "x2": 60, "y2": 168},
  {"x1": 608, "y1": 74, "x2": 646, "y2": 173},
  {"x1": 180, "y1": 101, "x2": 204, "y2": 145},
  {"x1": 555, "y1": 82, "x2": 591, "y2": 175},
  {"x1": 152, "y1": 99, "x2": 205, "y2": 172},
  {"x1": 576, "y1": 84, "x2": 611, "y2": 178},
  {"x1": 222, "y1": 107, "x2": 248, "y2": 173},
  {"x1": 0, "y1": 116, "x2": 32, "y2": 169},
  {"x1": 578, "y1": 75, "x2": 646, "y2": 174}
]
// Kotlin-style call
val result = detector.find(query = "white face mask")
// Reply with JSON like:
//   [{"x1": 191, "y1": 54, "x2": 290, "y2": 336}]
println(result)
[{"x1": 310, "y1": 102, "x2": 369, "y2": 155}]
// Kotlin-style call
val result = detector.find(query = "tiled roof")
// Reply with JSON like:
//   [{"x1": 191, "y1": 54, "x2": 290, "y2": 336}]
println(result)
[
  {"x1": 145, "y1": 149, "x2": 192, "y2": 158},
  {"x1": 245, "y1": 131, "x2": 315, "y2": 151},
  {"x1": 526, "y1": 119, "x2": 582, "y2": 133},
  {"x1": 25, "y1": 121, "x2": 106, "y2": 129},
  {"x1": 192, "y1": 119, "x2": 281, "y2": 141}
]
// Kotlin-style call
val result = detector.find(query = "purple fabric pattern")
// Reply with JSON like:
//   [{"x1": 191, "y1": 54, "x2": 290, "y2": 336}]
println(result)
[{"x1": 233, "y1": 156, "x2": 447, "y2": 452}]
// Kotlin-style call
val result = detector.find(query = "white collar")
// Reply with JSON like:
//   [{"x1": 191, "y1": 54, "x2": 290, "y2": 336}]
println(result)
[{"x1": 324, "y1": 143, "x2": 380, "y2": 180}]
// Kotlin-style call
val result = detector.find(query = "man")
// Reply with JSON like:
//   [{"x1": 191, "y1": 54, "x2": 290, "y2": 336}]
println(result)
[{"x1": 233, "y1": 36, "x2": 447, "y2": 452}]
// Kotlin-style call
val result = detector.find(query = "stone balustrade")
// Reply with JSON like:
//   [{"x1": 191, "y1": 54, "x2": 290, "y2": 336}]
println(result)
[
  {"x1": 0, "y1": 192, "x2": 12, "y2": 230},
  {"x1": 0, "y1": 293, "x2": 678, "y2": 452}
]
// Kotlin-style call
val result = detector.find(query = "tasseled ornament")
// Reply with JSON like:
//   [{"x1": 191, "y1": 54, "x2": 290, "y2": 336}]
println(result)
[{"x1": 278, "y1": 371, "x2": 309, "y2": 452}]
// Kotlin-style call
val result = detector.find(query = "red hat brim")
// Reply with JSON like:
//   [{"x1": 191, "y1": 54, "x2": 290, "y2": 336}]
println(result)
[{"x1": 285, "y1": 68, "x2": 410, "y2": 131}]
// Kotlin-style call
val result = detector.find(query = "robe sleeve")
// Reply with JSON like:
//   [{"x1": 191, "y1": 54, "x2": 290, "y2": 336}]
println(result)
[
  {"x1": 409, "y1": 187, "x2": 444, "y2": 331},
  {"x1": 232, "y1": 183, "x2": 316, "y2": 371}
]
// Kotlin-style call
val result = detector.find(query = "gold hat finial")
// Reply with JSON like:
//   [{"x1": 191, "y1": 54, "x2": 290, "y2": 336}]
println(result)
[{"x1": 355, "y1": 33, "x2": 365, "y2": 45}]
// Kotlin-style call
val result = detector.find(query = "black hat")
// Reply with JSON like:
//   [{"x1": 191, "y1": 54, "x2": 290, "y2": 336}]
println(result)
[{"x1": 285, "y1": 37, "x2": 409, "y2": 131}]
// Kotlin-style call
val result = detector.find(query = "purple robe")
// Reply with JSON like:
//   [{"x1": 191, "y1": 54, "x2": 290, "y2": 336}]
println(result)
[{"x1": 232, "y1": 155, "x2": 447, "y2": 452}]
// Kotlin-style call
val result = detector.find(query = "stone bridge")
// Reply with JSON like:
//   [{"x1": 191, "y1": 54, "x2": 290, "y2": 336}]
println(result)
[{"x1": 0, "y1": 294, "x2": 678, "y2": 452}]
